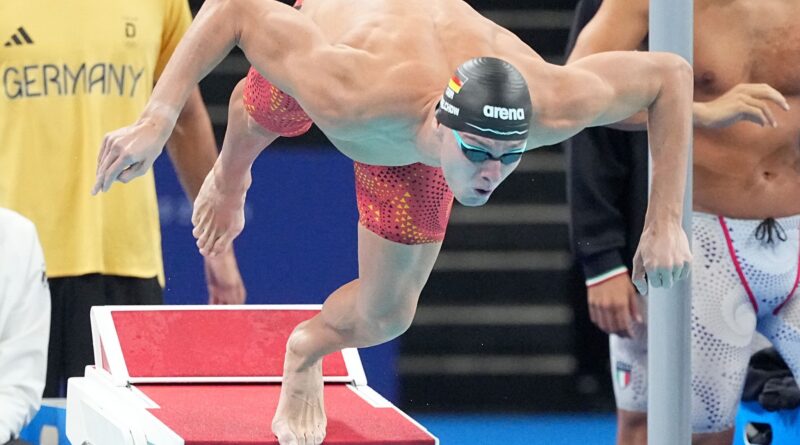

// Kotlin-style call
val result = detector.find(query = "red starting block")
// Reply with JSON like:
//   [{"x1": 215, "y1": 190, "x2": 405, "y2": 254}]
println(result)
[{"x1": 66, "y1": 305, "x2": 438, "y2": 445}]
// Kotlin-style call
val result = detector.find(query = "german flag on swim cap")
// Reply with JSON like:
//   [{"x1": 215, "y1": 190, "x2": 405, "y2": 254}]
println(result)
[
  {"x1": 448, "y1": 75, "x2": 464, "y2": 94},
  {"x1": 436, "y1": 57, "x2": 532, "y2": 141}
]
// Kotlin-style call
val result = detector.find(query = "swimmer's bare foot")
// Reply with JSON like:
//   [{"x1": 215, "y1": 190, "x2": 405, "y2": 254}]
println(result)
[
  {"x1": 192, "y1": 164, "x2": 250, "y2": 257},
  {"x1": 272, "y1": 343, "x2": 327, "y2": 445}
]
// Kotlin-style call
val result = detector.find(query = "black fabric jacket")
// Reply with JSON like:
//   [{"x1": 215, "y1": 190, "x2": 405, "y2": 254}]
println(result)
[{"x1": 564, "y1": 0, "x2": 650, "y2": 282}]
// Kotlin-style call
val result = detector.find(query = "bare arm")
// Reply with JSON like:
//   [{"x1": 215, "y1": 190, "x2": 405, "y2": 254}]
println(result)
[
  {"x1": 93, "y1": 0, "x2": 336, "y2": 193},
  {"x1": 540, "y1": 51, "x2": 693, "y2": 289},
  {"x1": 567, "y1": 0, "x2": 649, "y2": 63},
  {"x1": 165, "y1": 85, "x2": 248, "y2": 305},
  {"x1": 147, "y1": 0, "x2": 332, "y2": 129},
  {"x1": 573, "y1": 51, "x2": 691, "y2": 218},
  {"x1": 165, "y1": 87, "x2": 218, "y2": 201}
]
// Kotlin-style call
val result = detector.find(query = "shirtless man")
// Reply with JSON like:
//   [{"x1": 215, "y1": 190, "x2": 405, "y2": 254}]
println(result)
[
  {"x1": 569, "y1": 1, "x2": 800, "y2": 444},
  {"x1": 91, "y1": 0, "x2": 693, "y2": 443}
]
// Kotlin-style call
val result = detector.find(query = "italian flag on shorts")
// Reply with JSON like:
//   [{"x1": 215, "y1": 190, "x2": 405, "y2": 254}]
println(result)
[{"x1": 616, "y1": 362, "x2": 632, "y2": 389}]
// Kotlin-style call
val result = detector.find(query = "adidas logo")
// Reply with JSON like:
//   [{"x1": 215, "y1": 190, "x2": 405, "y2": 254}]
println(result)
[{"x1": 4, "y1": 27, "x2": 34, "y2": 47}]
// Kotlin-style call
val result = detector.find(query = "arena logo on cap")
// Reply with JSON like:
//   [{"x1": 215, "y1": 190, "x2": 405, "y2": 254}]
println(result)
[{"x1": 483, "y1": 105, "x2": 526, "y2": 121}]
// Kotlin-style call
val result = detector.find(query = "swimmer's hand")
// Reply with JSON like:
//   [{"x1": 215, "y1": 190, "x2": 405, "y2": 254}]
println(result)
[
  {"x1": 631, "y1": 219, "x2": 692, "y2": 295},
  {"x1": 92, "y1": 114, "x2": 174, "y2": 195},
  {"x1": 587, "y1": 273, "x2": 643, "y2": 338},
  {"x1": 694, "y1": 83, "x2": 790, "y2": 129},
  {"x1": 192, "y1": 164, "x2": 250, "y2": 257}
]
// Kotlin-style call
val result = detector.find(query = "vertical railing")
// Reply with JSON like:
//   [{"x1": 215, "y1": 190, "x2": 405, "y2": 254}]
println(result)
[{"x1": 648, "y1": 1, "x2": 694, "y2": 444}]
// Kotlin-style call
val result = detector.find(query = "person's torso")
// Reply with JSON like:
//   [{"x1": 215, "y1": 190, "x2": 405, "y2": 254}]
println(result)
[
  {"x1": 693, "y1": 0, "x2": 800, "y2": 218},
  {"x1": 298, "y1": 0, "x2": 543, "y2": 165},
  {"x1": 0, "y1": 0, "x2": 169, "y2": 278}
]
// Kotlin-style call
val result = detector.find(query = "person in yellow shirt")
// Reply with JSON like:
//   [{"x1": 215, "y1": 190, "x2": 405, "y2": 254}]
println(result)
[{"x1": 0, "y1": 0, "x2": 246, "y2": 397}]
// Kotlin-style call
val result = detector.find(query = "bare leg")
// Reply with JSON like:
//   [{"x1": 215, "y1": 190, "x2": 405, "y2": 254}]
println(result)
[
  {"x1": 692, "y1": 429, "x2": 734, "y2": 445},
  {"x1": 192, "y1": 78, "x2": 278, "y2": 257},
  {"x1": 272, "y1": 226, "x2": 442, "y2": 445},
  {"x1": 617, "y1": 409, "x2": 647, "y2": 445}
]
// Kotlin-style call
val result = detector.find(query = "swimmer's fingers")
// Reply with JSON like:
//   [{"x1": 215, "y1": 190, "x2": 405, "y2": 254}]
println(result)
[
  {"x1": 629, "y1": 291, "x2": 644, "y2": 326},
  {"x1": 678, "y1": 261, "x2": 691, "y2": 281},
  {"x1": 646, "y1": 269, "x2": 660, "y2": 289},
  {"x1": 613, "y1": 304, "x2": 633, "y2": 339},
  {"x1": 631, "y1": 251, "x2": 648, "y2": 296},
  {"x1": 93, "y1": 141, "x2": 120, "y2": 195},
  {"x1": 672, "y1": 263, "x2": 685, "y2": 285},
  {"x1": 741, "y1": 96, "x2": 777, "y2": 128},
  {"x1": 658, "y1": 267, "x2": 674, "y2": 289},
  {"x1": 117, "y1": 161, "x2": 147, "y2": 184},
  {"x1": 588, "y1": 292, "x2": 626, "y2": 336},
  {"x1": 97, "y1": 152, "x2": 136, "y2": 194},
  {"x1": 97, "y1": 134, "x2": 111, "y2": 168},
  {"x1": 742, "y1": 83, "x2": 790, "y2": 111}
]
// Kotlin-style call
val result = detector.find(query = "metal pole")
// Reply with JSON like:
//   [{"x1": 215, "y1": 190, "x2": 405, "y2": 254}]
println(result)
[{"x1": 648, "y1": 1, "x2": 693, "y2": 444}]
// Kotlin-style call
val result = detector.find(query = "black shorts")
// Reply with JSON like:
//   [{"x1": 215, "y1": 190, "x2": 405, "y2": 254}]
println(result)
[
  {"x1": 6, "y1": 439, "x2": 33, "y2": 445},
  {"x1": 44, "y1": 274, "x2": 162, "y2": 397}
]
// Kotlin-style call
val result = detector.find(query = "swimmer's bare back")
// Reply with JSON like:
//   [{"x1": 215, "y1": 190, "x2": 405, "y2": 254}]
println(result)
[{"x1": 235, "y1": 0, "x2": 548, "y2": 163}]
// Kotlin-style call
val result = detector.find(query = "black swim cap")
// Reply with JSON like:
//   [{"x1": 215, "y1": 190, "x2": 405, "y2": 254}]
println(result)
[{"x1": 435, "y1": 57, "x2": 532, "y2": 141}]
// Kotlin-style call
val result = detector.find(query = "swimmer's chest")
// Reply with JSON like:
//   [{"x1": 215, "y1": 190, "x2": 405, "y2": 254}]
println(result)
[
  {"x1": 326, "y1": 123, "x2": 424, "y2": 167},
  {"x1": 693, "y1": 0, "x2": 800, "y2": 98}
]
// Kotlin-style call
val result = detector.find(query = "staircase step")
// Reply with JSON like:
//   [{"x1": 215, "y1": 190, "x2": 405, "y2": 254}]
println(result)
[
  {"x1": 402, "y1": 324, "x2": 573, "y2": 355},
  {"x1": 421, "y1": 270, "x2": 572, "y2": 304},
  {"x1": 443, "y1": 223, "x2": 567, "y2": 250},
  {"x1": 489, "y1": 171, "x2": 566, "y2": 204},
  {"x1": 400, "y1": 374, "x2": 582, "y2": 412}
]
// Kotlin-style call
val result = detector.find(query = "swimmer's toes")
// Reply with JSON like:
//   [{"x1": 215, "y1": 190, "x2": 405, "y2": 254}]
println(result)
[
  {"x1": 312, "y1": 424, "x2": 326, "y2": 444},
  {"x1": 273, "y1": 421, "x2": 299, "y2": 445}
]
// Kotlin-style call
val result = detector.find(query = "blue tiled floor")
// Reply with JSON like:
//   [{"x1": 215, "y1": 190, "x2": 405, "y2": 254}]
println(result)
[{"x1": 414, "y1": 413, "x2": 617, "y2": 444}]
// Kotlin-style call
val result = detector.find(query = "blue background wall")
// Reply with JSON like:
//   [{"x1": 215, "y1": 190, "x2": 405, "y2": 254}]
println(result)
[{"x1": 154, "y1": 146, "x2": 400, "y2": 402}]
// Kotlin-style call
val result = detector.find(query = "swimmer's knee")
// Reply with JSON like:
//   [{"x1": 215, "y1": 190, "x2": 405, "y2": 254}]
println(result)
[
  {"x1": 618, "y1": 409, "x2": 647, "y2": 430},
  {"x1": 617, "y1": 410, "x2": 647, "y2": 445},
  {"x1": 357, "y1": 294, "x2": 420, "y2": 341}
]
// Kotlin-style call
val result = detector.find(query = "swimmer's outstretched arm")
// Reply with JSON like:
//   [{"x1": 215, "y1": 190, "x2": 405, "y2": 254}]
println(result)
[
  {"x1": 539, "y1": 51, "x2": 693, "y2": 291},
  {"x1": 93, "y1": 0, "x2": 341, "y2": 194}
]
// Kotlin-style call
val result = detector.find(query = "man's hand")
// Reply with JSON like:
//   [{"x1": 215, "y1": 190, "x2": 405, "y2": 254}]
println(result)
[
  {"x1": 694, "y1": 83, "x2": 790, "y2": 129},
  {"x1": 632, "y1": 219, "x2": 692, "y2": 294},
  {"x1": 205, "y1": 249, "x2": 246, "y2": 304},
  {"x1": 588, "y1": 273, "x2": 643, "y2": 338},
  {"x1": 192, "y1": 164, "x2": 250, "y2": 257},
  {"x1": 93, "y1": 114, "x2": 174, "y2": 194}
]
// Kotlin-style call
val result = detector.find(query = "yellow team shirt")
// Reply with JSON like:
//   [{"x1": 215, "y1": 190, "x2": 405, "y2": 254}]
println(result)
[{"x1": 0, "y1": 0, "x2": 191, "y2": 280}]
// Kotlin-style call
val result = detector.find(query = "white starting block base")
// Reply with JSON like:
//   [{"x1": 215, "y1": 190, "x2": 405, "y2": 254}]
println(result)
[{"x1": 66, "y1": 305, "x2": 437, "y2": 445}]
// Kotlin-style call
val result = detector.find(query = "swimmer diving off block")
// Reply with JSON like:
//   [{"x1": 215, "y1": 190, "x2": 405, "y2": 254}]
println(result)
[{"x1": 92, "y1": 0, "x2": 693, "y2": 443}]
